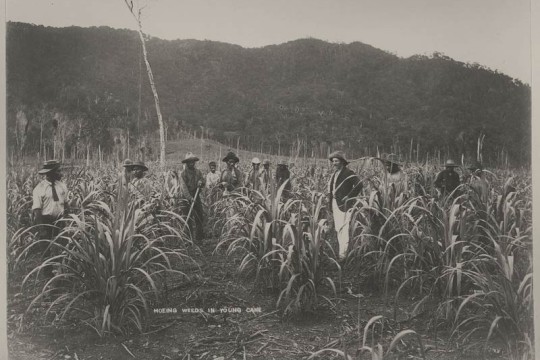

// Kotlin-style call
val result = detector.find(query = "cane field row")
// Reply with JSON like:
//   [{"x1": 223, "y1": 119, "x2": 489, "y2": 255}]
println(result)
[{"x1": 6, "y1": 156, "x2": 533, "y2": 360}]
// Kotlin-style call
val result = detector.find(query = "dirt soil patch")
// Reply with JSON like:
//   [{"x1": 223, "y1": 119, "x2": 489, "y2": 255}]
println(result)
[{"x1": 8, "y1": 238, "x2": 502, "y2": 360}]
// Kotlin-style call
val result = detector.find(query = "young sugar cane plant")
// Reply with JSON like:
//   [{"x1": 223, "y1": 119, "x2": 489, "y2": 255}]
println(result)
[
  {"x1": 308, "y1": 315, "x2": 426, "y2": 360},
  {"x1": 277, "y1": 192, "x2": 340, "y2": 317},
  {"x1": 347, "y1": 188, "x2": 416, "y2": 291},
  {"x1": 448, "y1": 189, "x2": 533, "y2": 358},
  {"x1": 449, "y1": 241, "x2": 533, "y2": 358},
  {"x1": 216, "y1": 181, "x2": 297, "y2": 291},
  {"x1": 15, "y1": 178, "x2": 195, "y2": 336}
]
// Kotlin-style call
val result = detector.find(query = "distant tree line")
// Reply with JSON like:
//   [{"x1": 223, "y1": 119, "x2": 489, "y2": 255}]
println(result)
[{"x1": 6, "y1": 22, "x2": 531, "y2": 166}]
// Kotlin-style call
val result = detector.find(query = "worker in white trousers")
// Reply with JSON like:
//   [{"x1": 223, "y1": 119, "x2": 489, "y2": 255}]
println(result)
[{"x1": 327, "y1": 151, "x2": 363, "y2": 260}]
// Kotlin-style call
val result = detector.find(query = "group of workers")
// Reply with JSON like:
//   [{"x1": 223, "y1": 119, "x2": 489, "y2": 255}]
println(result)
[
  {"x1": 31, "y1": 151, "x2": 489, "y2": 262},
  {"x1": 120, "y1": 151, "x2": 292, "y2": 242}
]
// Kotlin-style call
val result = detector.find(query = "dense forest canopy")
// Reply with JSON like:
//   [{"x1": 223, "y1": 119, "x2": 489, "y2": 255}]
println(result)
[{"x1": 6, "y1": 22, "x2": 531, "y2": 166}]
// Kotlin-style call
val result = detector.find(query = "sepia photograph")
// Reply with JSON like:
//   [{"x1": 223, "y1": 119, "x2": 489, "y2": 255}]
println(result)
[{"x1": 3, "y1": 0, "x2": 535, "y2": 359}]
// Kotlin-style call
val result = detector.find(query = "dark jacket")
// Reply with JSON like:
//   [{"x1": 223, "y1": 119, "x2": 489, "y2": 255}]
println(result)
[
  {"x1": 328, "y1": 167, "x2": 363, "y2": 211},
  {"x1": 220, "y1": 167, "x2": 244, "y2": 192},
  {"x1": 434, "y1": 169, "x2": 460, "y2": 194}
]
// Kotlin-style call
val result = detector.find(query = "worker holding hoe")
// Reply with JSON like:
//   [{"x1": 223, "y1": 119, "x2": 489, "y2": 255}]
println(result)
[{"x1": 179, "y1": 152, "x2": 206, "y2": 243}]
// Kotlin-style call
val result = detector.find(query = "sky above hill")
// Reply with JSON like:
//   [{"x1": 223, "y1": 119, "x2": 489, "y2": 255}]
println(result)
[{"x1": 6, "y1": 0, "x2": 532, "y2": 83}]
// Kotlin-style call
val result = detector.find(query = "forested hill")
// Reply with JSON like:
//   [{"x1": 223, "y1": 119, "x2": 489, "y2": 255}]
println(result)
[{"x1": 7, "y1": 22, "x2": 531, "y2": 165}]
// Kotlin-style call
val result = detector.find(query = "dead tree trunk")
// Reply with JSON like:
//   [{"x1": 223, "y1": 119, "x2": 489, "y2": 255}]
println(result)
[{"x1": 124, "y1": 0, "x2": 166, "y2": 167}]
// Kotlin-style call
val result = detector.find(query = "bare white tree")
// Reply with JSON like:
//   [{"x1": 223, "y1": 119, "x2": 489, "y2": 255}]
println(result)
[{"x1": 123, "y1": 0, "x2": 166, "y2": 167}]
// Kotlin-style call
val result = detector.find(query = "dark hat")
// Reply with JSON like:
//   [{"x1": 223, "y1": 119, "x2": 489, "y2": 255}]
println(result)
[
  {"x1": 131, "y1": 161, "x2": 148, "y2": 171},
  {"x1": 379, "y1": 154, "x2": 402, "y2": 167},
  {"x1": 277, "y1": 159, "x2": 290, "y2": 167},
  {"x1": 444, "y1": 159, "x2": 459, "y2": 168},
  {"x1": 182, "y1": 152, "x2": 200, "y2": 164},
  {"x1": 208, "y1": 161, "x2": 217, "y2": 167},
  {"x1": 328, "y1": 151, "x2": 349, "y2": 165},
  {"x1": 468, "y1": 161, "x2": 483, "y2": 171},
  {"x1": 222, "y1": 151, "x2": 239, "y2": 163},
  {"x1": 122, "y1": 159, "x2": 133, "y2": 167},
  {"x1": 38, "y1": 160, "x2": 61, "y2": 174},
  {"x1": 263, "y1": 159, "x2": 271, "y2": 165}
]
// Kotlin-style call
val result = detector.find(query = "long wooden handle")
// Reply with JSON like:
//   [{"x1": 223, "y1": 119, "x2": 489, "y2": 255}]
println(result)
[{"x1": 186, "y1": 186, "x2": 200, "y2": 224}]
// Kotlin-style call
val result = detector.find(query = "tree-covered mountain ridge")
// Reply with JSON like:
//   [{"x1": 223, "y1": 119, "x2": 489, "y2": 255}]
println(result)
[{"x1": 7, "y1": 22, "x2": 531, "y2": 165}]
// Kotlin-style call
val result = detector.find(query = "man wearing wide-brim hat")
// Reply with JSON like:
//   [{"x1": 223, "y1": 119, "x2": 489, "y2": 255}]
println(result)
[
  {"x1": 327, "y1": 151, "x2": 363, "y2": 260},
  {"x1": 220, "y1": 151, "x2": 243, "y2": 193},
  {"x1": 434, "y1": 159, "x2": 461, "y2": 197},
  {"x1": 32, "y1": 160, "x2": 69, "y2": 262},
  {"x1": 246, "y1": 157, "x2": 263, "y2": 192},
  {"x1": 128, "y1": 160, "x2": 154, "y2": 200},
  {"x1": 120, "y1": 158, "x2": 134, "y2": 189},
  {"x1": 377, "y1": 154, "x2": 407, "y2": 195},
  {"x1": 179, "y1": 152, "x2": 206, "y2": 242},
  {"x1": 466, "y1": 161, "x2": 489, "y2": 203}
]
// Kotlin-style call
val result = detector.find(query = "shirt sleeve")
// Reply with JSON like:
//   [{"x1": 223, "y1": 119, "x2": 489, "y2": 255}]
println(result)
[{"x1": 32, "y1": 184, "x2": 43, "y2": 210}]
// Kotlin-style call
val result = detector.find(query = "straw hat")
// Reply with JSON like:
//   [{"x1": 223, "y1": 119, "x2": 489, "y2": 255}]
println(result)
[
  {"x1": 444, "y1": 159, "x2": 459, "y2": 168},
  {"x1": 38, "y1": 160, "x2": 61, "y2": 174},
  {"x1": 251, "y1": 157, "x2": 261, "y2": 164},
  {"x1": 182, "y1": 152, "x2": 200, "y2": 164},
  {"x1": 328, "y1": 151, "x2": 349, "y2": 165}
]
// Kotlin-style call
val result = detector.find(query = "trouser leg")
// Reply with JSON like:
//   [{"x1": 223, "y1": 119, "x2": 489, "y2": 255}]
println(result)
[
  {"x1": 38, "y1": 215, "x2": 61, "y2": 278},
  {"x1": 332, "y1": 200, "x2": 349, "y2": 260},
  {"x1": 193, "y1": 200, "x2": 205, "y2": 242}
]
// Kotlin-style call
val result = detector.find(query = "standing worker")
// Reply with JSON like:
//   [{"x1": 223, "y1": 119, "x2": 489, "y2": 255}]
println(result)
[
  {"x1": 246, "y1": 157, "x2": 262, "y2": 191},
  {"x1": 260, "y1": 159, "x2": 272, "y2": 193},
  {"x1": 467, "y1": 161, "x2": 489, "y2": 203},
  {"x1": 380, "y1": 155, "x2": 407, "y2": 196},
  {"x1": 434, "y1": 159, "x2": 461, "y2": 198},
  {"x1": 206, "y1": 161, "x2": 221, "y2": 190},
  {"x1": 179, "y1": 152, "x2": 206, "y2": 242},
  {"x1": 327, "y1": 151, "x2": 362, "y2": 261},
  {"x1": 121, "y1": 159, "x2": 134, "y2": 185},
  {"x1": 275, "y1": 161, "x2": 292, "y2": 199},
  {"x1": 33, "y1": 160, "x2": 69, "y2": 240},
  {"x1": 129, "y1": 160, "x2": 154, "y2": 200},
  {"x1": 220, "y1": 151, "x2": 243, "y2": 194},
  {"x1": 32, "y1": 160, "x2": 69, "y2": 277}
]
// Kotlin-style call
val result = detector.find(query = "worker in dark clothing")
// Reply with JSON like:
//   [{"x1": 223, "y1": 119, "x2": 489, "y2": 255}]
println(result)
[
  {"x1": 276, "y1": 162, "x2": 292, "y2": 200},
  {"x1": 434, "y1": 159, "x2": 461, "y2": 197},
  {"x1": 179, "y1": 152, "x2": 206, "y2": 242}
]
